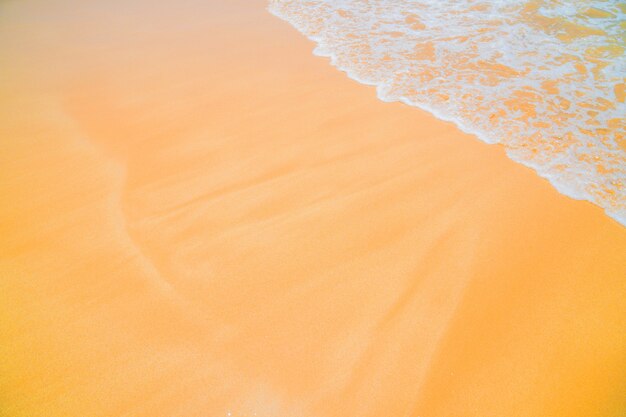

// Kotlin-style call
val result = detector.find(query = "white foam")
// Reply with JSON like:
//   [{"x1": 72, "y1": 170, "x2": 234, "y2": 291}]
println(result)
[{"x1": 269, "y1": 0, "x2": 626, "y2": 226}]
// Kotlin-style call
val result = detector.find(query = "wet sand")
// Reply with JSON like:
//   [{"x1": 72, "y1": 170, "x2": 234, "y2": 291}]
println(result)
[{"x1": 1, "y1": 1, "x2": 625, "y2": 417}]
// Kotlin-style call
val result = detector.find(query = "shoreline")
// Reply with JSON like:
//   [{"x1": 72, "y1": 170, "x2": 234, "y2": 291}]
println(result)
[{"x1": 268, "y1": 1, "x2": 626, "y2": 227}]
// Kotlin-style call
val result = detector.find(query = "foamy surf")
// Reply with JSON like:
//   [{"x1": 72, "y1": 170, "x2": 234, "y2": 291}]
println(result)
[{"x1": 268, "y1": 0, "x2": 626, "y2": 225}]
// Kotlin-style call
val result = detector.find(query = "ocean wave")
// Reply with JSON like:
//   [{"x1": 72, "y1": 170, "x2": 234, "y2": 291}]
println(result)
[{"x1": 268, "y1": 0, "x2": 626, "y2": 225}]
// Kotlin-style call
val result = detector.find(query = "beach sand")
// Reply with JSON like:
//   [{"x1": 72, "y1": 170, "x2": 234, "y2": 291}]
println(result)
[{"x1": 1, "y1": 1, "x2": 625, "y2": 416}]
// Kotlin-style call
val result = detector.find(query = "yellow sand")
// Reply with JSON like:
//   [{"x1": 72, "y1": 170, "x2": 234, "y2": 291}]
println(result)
[{"x1": 1, "y1": 1, "x2": 625, "y2": 417}]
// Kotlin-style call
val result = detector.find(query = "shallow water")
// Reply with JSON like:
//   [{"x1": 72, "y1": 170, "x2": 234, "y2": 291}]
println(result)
[{"x1": 269, "y1": 0, "x2": 626, "y2": 225}]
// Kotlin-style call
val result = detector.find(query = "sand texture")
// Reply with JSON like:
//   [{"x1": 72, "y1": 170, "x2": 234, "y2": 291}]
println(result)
[{"x1": 1, "y1": 1, "x2": 625, "y2": 417}]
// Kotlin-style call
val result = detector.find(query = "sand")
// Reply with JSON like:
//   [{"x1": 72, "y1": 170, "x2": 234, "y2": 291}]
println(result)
[{"x1": 1, "y1": 1, "x2": 625, "y2": 417}]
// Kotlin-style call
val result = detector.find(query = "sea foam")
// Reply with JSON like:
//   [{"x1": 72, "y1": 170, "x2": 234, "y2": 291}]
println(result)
[{"x1": 268, "y1": 0, "x2": 626, "y2": 225}]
